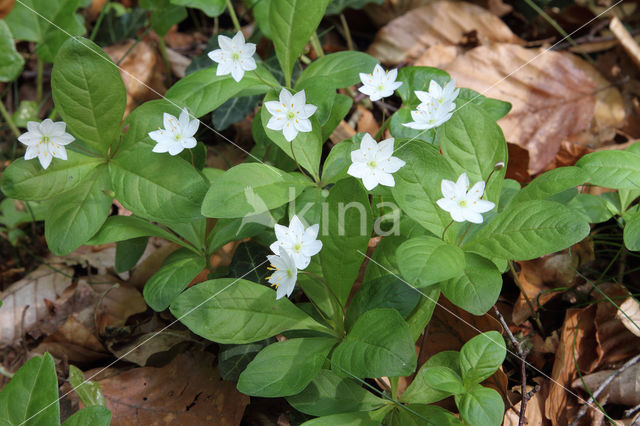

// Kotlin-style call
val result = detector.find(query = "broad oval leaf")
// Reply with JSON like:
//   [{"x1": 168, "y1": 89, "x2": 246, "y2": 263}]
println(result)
[
  {"x1": 463, "y1": 200, "x2": 590, "y2": 261},
  {"x1": 321, "y1": 137, "x2": 357, "y2": 185},
  {"x1": 624, "y1": 210, "x2": 640, "y2": 251},
  {"x1": 238, "y1": 337, "x2": 337, "y2": 397},
  {"x1": 455, "y1": 384, "x2": 504, "y2": 426},
  {"x1": 422, "y1": 366, "x2": 465, "y2": 395},
  {"x1": 396, "y1": 66, "x2": 450, "y2": 106},
  {"x1": 396, "y1": 236, "x2": 465, "y2": 288},
  {"x1": 0, "y1": 152, "x2": 103, "y2": 201},
  {"x1": 331, "y1": 308, "x2": 416, "y2": 378},
  {"x1": 0, "y1": 353, "x2": 59, "y2": 425},
  {"x1": 52, "y1": 37, "x2": 126, "y2": 156},
  {"x1": 401, "y1": 350, "x2": 460, "y2": 404},
  {"x1": 87, "y1": 215, "x2": 187, "y2": 247},
  {"x1": 201, "y1": 163, "x2": 310, "y2": 218},
  {"x1": 44, "y1": 165, "x2": 112, "y2": 255},
  {"x1": 62, "y1": 406, "x2": 111, "y2": 426},
  {"x1": 287, "y1": 369, "x2": 386, "y2": 416},
  {"x1": 170, "y1": 278, "x2": 327, "y2": 344},
  {"x1": 109, "y1": 145, "x2": 208, "y2": 223},
  {"x1": 576, "y1": 150, "x2": 640, "y2": 190},
  {"x1": 269, "y1": 0, "x2": 330, "y2": 87},
  {"x1": 510, "y1": 166, "x2": 588, "y2": 205},
  {"x1": 295, "y1": 51, "x2": 378, "y2": 90},
  {"x1": 143, "y1": 249, "x2": 206, "y2": 311},
  {"x1": 0, "y1": 21, "x2": 25, "y2": 82},
  {"x1": 459, "y1": 331, "x2": 506, "y2": 385},
  {"x1": 440, "y1": 253, "x2": 502, "y2": 316}
]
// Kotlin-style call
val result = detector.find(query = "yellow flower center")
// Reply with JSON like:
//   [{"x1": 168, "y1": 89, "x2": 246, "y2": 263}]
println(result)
[
  {"x1": 368, "y1": 160, "x2": 377, "y2": 168},
  {"x1": 42, "y1": 136, "x2": 50, "y2": 144},
  {"x1": 232, "y1": 52, "x2": 240, "y2": 61},
  {"x1": 294, "y1": 243, "x2": 302, "y2": 252},
  {"x1": 287, "y1": 111, "x2": 296, "y2": 119},
  {"x1": 458, "y1": 200, "x2": 467, "y2": 208}
]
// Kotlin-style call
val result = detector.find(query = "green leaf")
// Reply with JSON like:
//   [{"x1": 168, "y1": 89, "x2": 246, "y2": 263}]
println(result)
[
  {"x1": 295, "y1": 51, "x2": 378, "y2": 90},
  {"x1": 170, "y1": 278, "x2": 327, "y2": 344},
  {"x1": 406, "y1": 287, "x2": 440, "y2": 342},
  {"x1": 166, "y1": 217, "x2": 207, "y2": 250},
  {"x1": 567, "y1": 193, "x2": 615, "y2": 224},
  {"x1": 68, "y1": 365, "x2": 106, "y2": 407},
  {"x1": 238, "y1": 337, "x2": 337, "y2": 397},
  {"x1": 422, "y1": 366, "x2": 465, "y2": 395},
  {"x1": 463, "y1": 200, "x2": 590, "y2": 261},
  {"x1": 624, "y1": 210, "x2": 640, "y2": 251},
  {"x1": 321, "y1": 137, "x2": 356, "y2": 185},
  {"x1": 319, "y1": 178, "x2": 372, "y2": 304},
  {"x1": 170, "y1": 0, "x2": 226, "y2": 16},
  {"x1": 509, "y1": 166, "x2": 588, "y2": 205},
  {"x1": 0, "y1": 353, "x2": 59, "y2": 425},
  {"x1": 11, "y1": 100, "x2": 39, "y2": 128},
  {"x1": 260, "y1": 91, "x2": 323, "y2": 179},
  {"x1": 206, "y1": 217, "x2": 274, "y2": 255},
  {"x1": 345, "y1": 274, "x2": 419, "y2": 330},
  {"x1": 325, "y1": 0, "x2": 383, "y2": 14},
  {"x1": 5, "y1": 0, "x2": 85, "y2": 62},
  {"x1": 295, "y1": 78, "x2": 336, "y2": 125},
  {"x1": 115, "y1": 237, "x2": 148, "y2": 273},
  {"x1": 287, "y1": 369, "x2": 386, "y2": 416},
  {"x1": 44, "y1": 165, "x2": 113, "y2": 255},
  {"x1": 363, "y1": 234, "x2": 404, "y2": 282},
  {"x1": 303, "y1": 409, "x2": 389, "y2": 426},
  {"x1": 93, "y1": 8, "x2": 147, "y2": 46},
  {"x1": 212, "y1": 95, "x2": 261, "y2": 131},
  {"x1": 455, "y1": 385, "x2": 504, "y2": 426},
  {"x1": 62, "y1": 406, "x2": 111, "y2": 426},
  {"x1": 0, "y1": 21, "x2": 25, "y2": 82},
  {"x1": 576, "y1": 150, "x2": 640, "y2": 190},
  {"x1": 441, "y1": 253, "x2": 502, "y2": 316},
  {"x1": 269, "y1": 0, "x2": 330, "y2": 87},
  {"x1": 331, "y1": 309, "x2": 416, "y2": 378},
  {"x1": 439, "y1": 102, "x2": 507, "y2": 203},
  {"x1": 396, "y1": 66, "x2": 450, "y2": 107},
  {"x1": 397, "y1": 236, "x2": 465, "y2": 288},
  {"x1": 388, "y1": 107, "x2": 436, "y2": 141},
  {"x1": 143, "y1": 249, "x2": 206, "y2": 311},
  {"x1": 459, "y1": 331, "x2": 506, "y2": 385},
  {"x1": 119, "y1": 99, "x2": 183, "y2": 152},
  {"x1": 165, "y1": 64, "x2": 277, "y2": 117},
  {"x1": 0, "y1": 152, "x2": 103, "y2": 201},
  {"x1": 52, "y1": 37, "x2": 126, "y2": 156},
  {"x1": 218, "y1": 339, "x2": 276, "y2": 381},
  {"x1": 457, "y1": 88, "x2": 511, "y2": 121},
  {"x1": 109, "y1": 145, "x2": 208, "y2": 223},
  {"x1": 390, "y1": 404, "x2": 462, "y2": 426},
  {"x1": 87, "y1": 215, "x2": 187, "y2": 247},
  {"x1": 401, "y1": 351, "x2": 460, "y2": 404},
  {"x1": 321, "y1": 93, "x2": 353, "y2": 141},
  {"x1": 202, "y1": 163, "x2": 310, "y2": 218},
  {"x1": 140, "y1": 0, "x2": 187, "y2": 36},
  {"x1": 392, "y1": 142, "x2": 456, "y2": 236}
]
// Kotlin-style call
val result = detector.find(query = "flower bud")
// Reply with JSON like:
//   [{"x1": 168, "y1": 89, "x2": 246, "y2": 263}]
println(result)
[{"x1": 494, "y1": 161, "x2": 505, "y2": 170}]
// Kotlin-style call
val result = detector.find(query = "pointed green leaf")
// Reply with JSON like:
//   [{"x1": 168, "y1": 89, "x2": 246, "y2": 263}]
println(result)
[
  {"x1": 455, "y1": 385, "x2": 504, "y2": 426},
  {"x1": 295, "y1": 51, "x2": 378, "y2": 90},
  {"x1": 62, "y1": 406, "x2": 111, "y2": 426},
  {"x1": 577, "y1": 150, "x2": 640, "y2": 190},
  {"x1": 459, "y1": 331, "x2": 506, "y2": 385},
  {"x1": 0, "y1": 21, "x2": 25, "y2": 82},
  {"x1": 397, "y1": 236, "x2": 465, "y2": 288}
]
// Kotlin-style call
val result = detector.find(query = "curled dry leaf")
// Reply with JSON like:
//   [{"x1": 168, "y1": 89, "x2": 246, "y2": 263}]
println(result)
[
  {"x1": 367, "y1": 1, "x2": 522, "y2": 65},
  {"x1": 616, "y1": 297, "x2": 640, "y2": 338},
  {"x1": 572, "y1": 364, "x2": 640, "y2": 407},
  {"x1": 91, "y1": 351, "x2": 249, "y2": 425},
  {"x1": 594, "y1": 285, "x2": 640, "y2": 366},
  {"x1": 504, "y1": 381, "x2": 551, "y2": 426},
  {"x1": 104, "y1": 40, "x2": 166, "y2": 116},
  {"x1": 0, "y1": 264, "x2": 73, "y2": 346},
  {"x1": 364, "y1": 0, "x2": 435, "y2": 27},
  {"x1": 92, "y1": 278, "x2": 147, "y2": 335}
]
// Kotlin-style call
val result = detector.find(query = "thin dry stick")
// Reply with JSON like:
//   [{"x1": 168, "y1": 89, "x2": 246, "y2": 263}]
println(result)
[
  {"x1": 494, "y1": 306, "x2": 529, "y2": 426},
  {"x1": 569, "y1": 353, "x2": 640, "y2": 426},
  {"x1": 509, "y1": 261, "x2": 545, "y2": 334}
]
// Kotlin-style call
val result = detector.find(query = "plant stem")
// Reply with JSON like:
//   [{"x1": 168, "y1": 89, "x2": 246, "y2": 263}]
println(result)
[
  {"x1": 36, "y1": 58, "x2": 43, "y2": 106},
  {"x1": 252, "y1": 69, "x2": 278, "y2": 89},
  {"x1": 441, "y1": 220, "x2": 454, "y2": 240},
  {"x1": 225, "y1": 0, "x2": 242, "y2": 32},
  {"x1": 290, "y1": 140, "x2": 307, "y2": 175},
  {"x1": 157, "y1": 37, "x2": 173, "y2": 84},
  {"x1": 90, "y1": 0, "x2": 111, "y2": 41},
  {"x1": 381, "y1": 98, "x2": 386, "y2": 126},
  {"x1": 0, "y1": 99, "x2": 20, "y2": 138},
  {"x1": 339, "y1": 13, "x2": 354, "y2": 50},
  {"x1": 373, "y1": 115, "x2": 391, "y2": 140},
  {"x1": 310, "y1": 32, "x2": 324, "y2": 58}
]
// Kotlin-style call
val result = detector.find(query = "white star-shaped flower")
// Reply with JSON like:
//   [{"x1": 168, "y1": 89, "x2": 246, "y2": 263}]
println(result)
[
  {"x1": 347, "y1": 134, "x2": 406, "y2": 191},
  {"x1": 266, "y1": 249, "x2": 298, "y2": 300},
  {"x1": 207, "y1": 31, "x2": 257, "y2": 82},
  {"x1": 18, "y1": 119, "x2": 75, "y2": 170},
  {"x1": 436, "y1": 173, "x2": 495, "y2": 224},
  {"x1": 264, "y1": 88, "x2": 317, "y2": 142},
  {"x1": 403, "y1": 79, "x2": 459, "y2": 130},
  {"x1": 148, "y1": 107, "x2": 198, "y2": 156},
  {"x1": 270, "y1": 215, "x2": 322, "y2": 270},
  {"x1": 358, "y1": 64, "x2": 402, "y2": 102}
]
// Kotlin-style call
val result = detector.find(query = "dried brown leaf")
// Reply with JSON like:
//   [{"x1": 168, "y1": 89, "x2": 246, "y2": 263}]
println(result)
[
  {"x1": 617, "y1": 298, "x2": 640, "y2": 338},
  {"x1": 0, "y1": 0, "x2": 14, "y2": 19},
  {"x1": 571, "y1": 364, "x2": 640, "y2": 407},
  {"x1": 368, "y1": 1, "x2": 522, "y2": 65}
]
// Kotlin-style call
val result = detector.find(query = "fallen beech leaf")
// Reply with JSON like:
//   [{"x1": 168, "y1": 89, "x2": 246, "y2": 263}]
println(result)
[
  {"x1": 504, "y1": 382, "x2": 550, "y2": 426},
  {"x1": 49, "y1": 245, "x2": 117, "y2": 276},
  {"x1": 571, "y1": 364, "x2": 640, "y2": 407},
  {"x1": 0, "y1": 0, "x2": 14, "y2": 18},
  {"x1": 92, "y1": 278, "x2": 147, "y2": 335},
  {"x1": 34, "y1": 315, "x2": 109, "y2": 364},
  {"x1": 104, "y1": 40, "x2": 166, "y2": 116},
  {"x1": 129, "y1": 243, "x2": 180, "y2": 290},
  {"x1": 506, "y1": 142, "x2": 530, "y2": 184},
  {"x1": 545, "y1": 306, "x2": 599, "y2": 426},
  {"x1": 368, "y1": 1, "x2": 522, "y2": 65},
  {"x1": 0, "y1": 264, "x2": 73, "y2": 346},
  {"x1": 107, "y1": 329, "x2": 193, "y2": 366},
  {"x1": 445, "y1": 43, "x2": 625, "y2": 173},
  {"x1": 329, "y1": 120, "x2": 356, "y2": 145},
  {"x1": 93, "y1": 351, "x2": 249, "y2": 425},
  {"x1": 355, "y1": 105, "x2": 379, "y2": 135},
  {"x1": 166, "y1": 47, "x2": 190, "y2": 79},
  {"x1": 364, "y1": 0, "x2": 434, "y2": 27},
  {"x1": 595, "y1": 285, "x2": 640, "y2": 366},
  {"x1": 546, "y1": 140, "x2": 593, "y2": 170},
  {"x1": 617, "y1": 297, "x2": 640, "y2": 338}
]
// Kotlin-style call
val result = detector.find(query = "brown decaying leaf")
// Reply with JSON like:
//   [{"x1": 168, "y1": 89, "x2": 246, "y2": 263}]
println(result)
[
  {"x1": 104, "y1": 40, "x2": 166, "y2": 116},
  {"x1": 367, "y1": 1, "x2": 522, "y2": 64},
  {"x1": 364, "y1": 0, "x2": 436, "y2": 27},
  {"x1": 355, "y1": 105, "x2": 380, "y2": 136},
  {"x1": 571, "y1": 364, "x2": 640, "y2": 407},
  {"x1": 617, "y1": 298, "x2": 640, "y2": 338},
  {"x1": 90, "y1": 351, "x2": 249, "y2": 425},
  {"x1": 506, "y1": 142, "x2": 530, "y2": 184},
  {"x1": 594, "y1": 285, "x2": 640, "y2": 367},
  {"x1": 93, "y1": 279, "x2": 147, "y2": 335},
  {"x1": 0, "y1": 264, "x2": 73, "y2": 346},
  {"x1": 504, "y1": 381, "x2": 551, "y2": 426},
  {"x1": 0, "y1": 0, "x2": 14, "y2": 19}
]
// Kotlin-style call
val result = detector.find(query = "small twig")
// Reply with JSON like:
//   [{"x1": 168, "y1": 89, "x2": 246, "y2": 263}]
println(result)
[
  {"x1": 494, "y1": 306, "x2": 529, "y2": 426},
  {"x1": 625, "y1": 402, "x2": 640, "y2": 418},
  {"x1": 0, "y1": 366, "x2": 13, "y2": 379},
  {"x1": 509, "y1": 261, "x2": 546, "y2": 334},
  {"x1": 570, "y1": 353, "x2": 640, "y2": 426}
]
